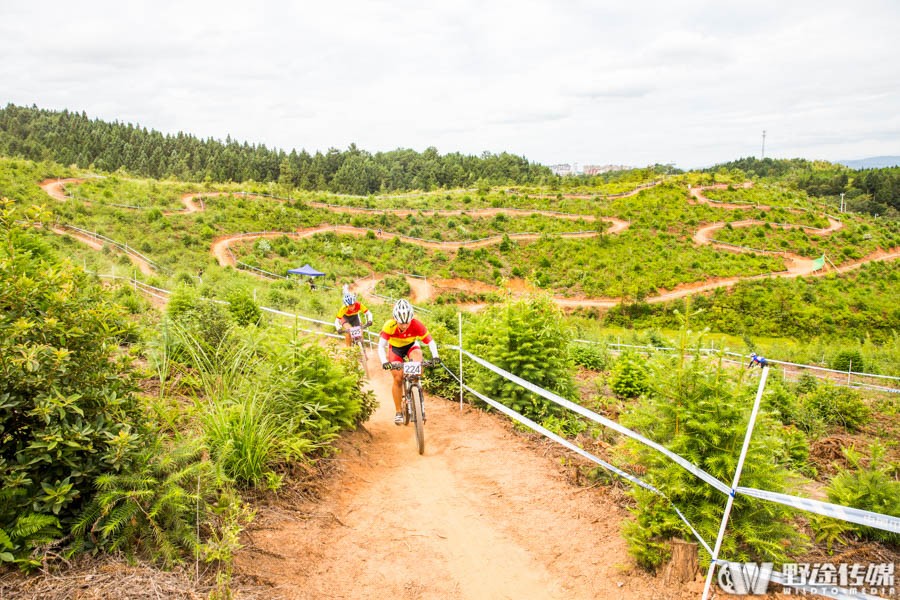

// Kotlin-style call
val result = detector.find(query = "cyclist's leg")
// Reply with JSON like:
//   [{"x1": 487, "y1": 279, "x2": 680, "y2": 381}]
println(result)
[
  {"x1": 342, "y1": 314, "x2": 360, "y2": 347},
  {"x1": 389, "y1": 347, "x2": 405, "y2": 413},
  {"x1": 340, "y1": 318, "x2": 351, "y2": 346}
]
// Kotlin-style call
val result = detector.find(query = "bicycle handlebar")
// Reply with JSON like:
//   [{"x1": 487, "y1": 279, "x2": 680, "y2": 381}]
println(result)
[{"x1": 387, "y1": 359, "x2": 439, "y2": 370}]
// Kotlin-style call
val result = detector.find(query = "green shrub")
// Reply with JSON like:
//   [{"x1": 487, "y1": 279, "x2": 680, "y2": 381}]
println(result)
[
  {"x1": 168, "y1": 295, "x2": 233, "y2": 353},
  {"x1": 830, "y1": 349, "x2": 863, "y2": 373},
  {"x1": 777, "y1": 425, "x2": 812, "y2": 475},
  {"x1": 800, "y1": 385, "x2": 870, "y2": 432},
  {"x1": 0, "y1": 205, "x2": 146, "y2": 567},
  {"x1": 610, "y1": 353, "x2": 649, "y2": 398},
  {"x1": 266, "y1": 338, "x2": 375, "y2": 439},
  {"x1": 826, "y1": 444, "x2": 900, "y2": 546},
  {"x1": 227, "y1": 289, "x2": 262, "y2": 326},
  {"x1": 376, "y1": 274, "x2": 411, "y2": 297},
  {"x1": 763, "y1": 381, "x2": 801, "y2": 425},
  {"x1": 466, "y1": 294, "x2": 575, "y2": 422},
  {"x1": 175, "y1": 271, "x2": 196, "y2": 286},
  {"x1": 620, "y1": 322, "x2": 805, "y2": 570},
  {"x1": 571, "y1": 343, "x2": 609, "y2": 370}
]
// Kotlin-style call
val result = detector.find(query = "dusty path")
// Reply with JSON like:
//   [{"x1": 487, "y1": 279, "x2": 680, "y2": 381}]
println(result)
[
  {"x1": 505, "y1": 179, "x2": 662, "y2": 200},
  {"x1": 235, "y1": 354, "x2": 666, "y2": 600},
  {"x1": 39, "y1": 178, "x2": 85, "y2": 201},
  {"x1": 405, "y1": 275, "x2": 432, "y2": 303},
  {"x1": 40, "y1": 178, "x2": 200, "y2": 215},
  {"x1": 43, "y1": 223, "x2": 156, "y2": 276},
  {"x1": 44, "y1": 178, "x2": 899, "y2": 311},
  {"x1": 210, "y1": 225, "x2": 613, "y2": 269}
]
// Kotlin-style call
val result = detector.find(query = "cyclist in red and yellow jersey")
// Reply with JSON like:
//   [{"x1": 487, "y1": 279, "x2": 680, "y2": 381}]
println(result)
[
  {"x1": 377, "y1": 299, "x2": 441, "y2": 425},
  {"x1": 334, "y1": 291, "x2": 373, "y2": 347}
]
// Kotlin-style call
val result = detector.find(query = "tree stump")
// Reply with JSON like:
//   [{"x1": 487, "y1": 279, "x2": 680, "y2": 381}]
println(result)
[{"x1": 662, "y1": 539, "x2": 698, "y2": 586}]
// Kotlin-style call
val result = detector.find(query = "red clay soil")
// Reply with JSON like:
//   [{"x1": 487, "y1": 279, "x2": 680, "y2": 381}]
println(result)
[
  {"x1": 48, "y1": 178, "x2": 900, "y2": 312},
  {"x1": 41, "y1": 178, "x2": 198, "y2": 216},
  {"x1": 233, "y1": 352, "x2": 701, "y2": 600},
  {"x1": 39, "y1": 178, "x2": 86, "y2": 201},
  {"x1": 209, "y1": 225, "x2": 613, "y2": 264}
]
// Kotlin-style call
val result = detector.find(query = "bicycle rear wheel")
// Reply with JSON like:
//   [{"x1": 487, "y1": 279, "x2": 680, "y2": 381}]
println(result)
[{"x1": 410, "y1": 384, "x2": 425, "y2": 455}]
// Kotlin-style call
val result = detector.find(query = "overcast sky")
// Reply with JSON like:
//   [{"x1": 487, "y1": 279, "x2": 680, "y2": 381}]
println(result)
[{"x1": 2, "y1": 1, "x2": 898, "y2": 169}]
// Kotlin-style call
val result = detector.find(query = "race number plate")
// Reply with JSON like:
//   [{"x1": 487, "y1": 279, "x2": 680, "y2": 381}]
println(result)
[
  {"x1": 403, "y1": 362, "x2": 422, "y2": 376},
  {"x1": 350, "y1": 326, "x2": 362, "y2": 339}
]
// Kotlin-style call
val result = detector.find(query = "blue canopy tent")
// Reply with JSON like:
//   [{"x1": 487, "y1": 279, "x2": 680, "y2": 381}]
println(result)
[{"x1": 287, "y1": 264, "x2": 325, "y2": 277}]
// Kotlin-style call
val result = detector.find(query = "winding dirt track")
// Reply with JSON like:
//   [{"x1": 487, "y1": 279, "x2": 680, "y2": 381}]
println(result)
[
  {"x1": 39, "y1": 178, "x2": 202, "y2": 214},
  {"x1": 234, "y1": 353, "x2": 668, "y2": 600},
  {"x1": 41, "y1": 178, "x2": 900, "y2": 310}
]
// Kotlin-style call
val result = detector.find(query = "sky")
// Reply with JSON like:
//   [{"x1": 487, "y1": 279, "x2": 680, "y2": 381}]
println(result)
[{"x1": 2, "y1": 1, "x2": 898, "y2": 169}]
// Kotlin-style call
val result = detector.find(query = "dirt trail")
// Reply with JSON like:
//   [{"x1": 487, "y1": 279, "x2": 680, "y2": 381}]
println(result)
[
  {"x1": 45, "y1": 224, "x2": 156, "y2": 276},
  {"x1": 39, "y1": 178, "x2": 85, "y2": 201},
  {"x1": 210, "y1": 225, "x2": 611, "y2": 267},
  {"x1": 405, "y1": 275, "x2": 432, "y2": 303},
  {"x1": 41, "y1": 178, "x2": 198, "y2": 215},
  {"x1": 47, "y1": 178, "x2": 899, "y2": 312},
  {"x1": 235, "y1": 354, "x2": 664, "y2": 600}
]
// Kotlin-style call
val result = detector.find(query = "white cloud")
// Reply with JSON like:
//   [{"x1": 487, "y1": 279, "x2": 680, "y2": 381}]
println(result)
[{"x1": 0, "y1": 0, "x2": 898, "y2": 168}]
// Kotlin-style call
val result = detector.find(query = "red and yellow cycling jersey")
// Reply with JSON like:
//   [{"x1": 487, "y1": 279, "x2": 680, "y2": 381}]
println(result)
[
  {"x1": 379, "y1": 318, "x2": 433, "y2": 348},
  {"x1": 336, "y1": 302, "x2": 369, "y2": 320}
]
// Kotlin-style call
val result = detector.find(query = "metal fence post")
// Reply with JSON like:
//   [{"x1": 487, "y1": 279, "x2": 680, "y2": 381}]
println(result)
[
  {"x1": 701, "y1": 366, "x2": 770, "y2": 600},
  {"x1": 458, "y1": 312, "x2": 463, "y2": 412}
]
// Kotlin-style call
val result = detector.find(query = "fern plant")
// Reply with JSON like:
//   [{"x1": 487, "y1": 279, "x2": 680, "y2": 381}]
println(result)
[
  {"x1": 0, "y1": 504, "x2": 62, "y2": 569},
  {"x1": 826, "y1": 443, "x2": 900, "y2": 546},
  {"x1": 70, "y1": 438, "x2": 234, "y2": 567}
]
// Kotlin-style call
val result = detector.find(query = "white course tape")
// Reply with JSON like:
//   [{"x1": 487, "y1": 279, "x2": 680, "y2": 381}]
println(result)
[
  {"x1": 259, "y1": 305, "x2": 333, "y2": 326},
  {"x1": 439, "y1": 364, "x2": 713, "y2": 556},
  {"x1": 449, "y1": 345, "x2": 732, "y2": 496},
  {"x1": 736, "y1": 487, "x2": 900, "y2": 535}
]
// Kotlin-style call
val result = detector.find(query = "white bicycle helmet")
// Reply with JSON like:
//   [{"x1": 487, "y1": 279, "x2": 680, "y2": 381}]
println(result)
[
  {"x1": 392, "y1": 299, "x2": 414, "y2": 324},
  {"x1": 343, "y1": 292, "x2": 356, "y2": 306}
]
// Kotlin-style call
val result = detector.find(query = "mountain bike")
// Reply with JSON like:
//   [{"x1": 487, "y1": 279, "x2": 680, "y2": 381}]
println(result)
[
  {"x1": 348, "y1": 324, "x2": 370, "y2": 376},
  {"x1": 389, "y1": 359, "x2": 436, "y2": 455}
]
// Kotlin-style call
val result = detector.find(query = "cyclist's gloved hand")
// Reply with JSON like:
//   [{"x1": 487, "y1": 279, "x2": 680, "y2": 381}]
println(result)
[
  {"x1": 432, "y1": 357, "x2": 442, "y2": 364},
  {"x1": 382, "y1": 362, "x2": 392, "y2": 370}
]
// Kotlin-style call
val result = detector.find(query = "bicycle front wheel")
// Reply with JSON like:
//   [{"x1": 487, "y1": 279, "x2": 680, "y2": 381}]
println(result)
[
  {"x1": 357, "y1": 341, "x2": 369, "y2": 377},
  {"x1": 410, "y1": 384, "x2": 425, "y2": 455}
]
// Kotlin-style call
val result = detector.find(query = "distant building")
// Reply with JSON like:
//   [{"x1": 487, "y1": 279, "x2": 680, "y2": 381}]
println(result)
[
  {"x1": 582, "y1": 164, "x2": 632, "y2": 175},
  {"x1": 549, "y1": 163, "x2": 572, "y2": 176}
]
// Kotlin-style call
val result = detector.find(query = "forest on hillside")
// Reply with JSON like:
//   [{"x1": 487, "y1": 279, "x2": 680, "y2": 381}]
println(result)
[
  {"x1": 709, "y1": 157, "x2": 900, "y2": 218},
  {"x1": 0, "y1": 104, "x2": 549, "y2": 193}
]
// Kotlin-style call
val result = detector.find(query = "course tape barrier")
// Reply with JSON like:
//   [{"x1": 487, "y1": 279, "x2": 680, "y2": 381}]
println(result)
[
  {"x1": 447, "y1": 348, "x2": 896, "y2": 599},
  {"x1": 436, "y1": 363, "x2": 714, "y2": 556},
  {"x1": 735, "y1": 487, "x2": 900, "y2": 534},
  {"x1": 62, "y1": 223, "x2": 173, "y2": 274},
  {"x1": 451, "y1": 344, "x2": 900, "y2": 538},
  {"x1": 445, "y1": 345, "x2": 733, "y2": 496},
  {"x1": 573, "y1": 340, "x2": 900, "y2": 383}
]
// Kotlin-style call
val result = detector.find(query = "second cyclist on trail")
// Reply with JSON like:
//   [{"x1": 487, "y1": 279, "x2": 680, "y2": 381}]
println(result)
[
  {"x1": 377, "y1": 299, "x2": 441, "y2": 425},
  {"x1": 335, "y1": 288, "x2": 373, "y2": 347}
]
